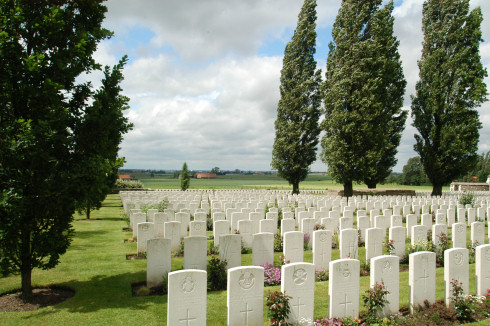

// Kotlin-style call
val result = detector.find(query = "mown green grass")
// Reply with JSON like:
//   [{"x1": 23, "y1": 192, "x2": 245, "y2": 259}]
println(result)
[
  {"x1": 0, "y1": 194, "x2": 487, "y2": 325},
  {"x1": 138, "y1": 173, "x2": 445, "y2": 191}
]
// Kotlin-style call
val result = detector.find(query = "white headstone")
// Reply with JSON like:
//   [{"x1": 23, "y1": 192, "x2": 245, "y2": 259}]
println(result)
[
  {"x1": 329, "y1": 259, "x2": 360, "y2": 319},
  {"x1": 167, "y1": 270, "x2": 207, "y2": 326},
  {"x1": 252, "y1": 232, "x2": 274, "y2": 266},
  {"x1": 184, "y1": 236, "x2": 207, "y2": 271},
  {"x1": 164, "y1": 221, "x2": 182, "y2": 251},
  {"x1": 219, "y1": 234, "x2": 242, "y2": 270},
  {"x1": 409, "y1": 251, "x2": 436, "y2": 313},
  {"x1": 227, "y1": 266, "x2": 264, "y2": 326},
  {"x1": 432, "y1": 224, "x2": 448, "y2": 249},
  {"x1": 340, "y1": 228, "x2": 358, "y2": 259},
  {"x1": 313, "y1": 230, "x2": 332, "y2": 271},
  {"x1": 444, "y1": 248, "x2": 469, "y2": 307},
  {"x1": 452, "y1": 222, "x2": 467, "y2": 248},
  {"x1": 366, "y1": 227, "x2": 385, "y2": 262},
  {"x1": 137, "y1": 222, "x2": 155, "y2": 254},
  {"x1": 471, "y1": 221, "x2": 485, "y2": 246},
  {"x1": 213, "y1": 220, "x2": 230, "y2": 247},
  {"x1": 389, "y1": 226, "x2": 406, "y2": 259},
  {"x1": 411, "y1": 225, "x2": 428, "y2": 247},
  {"x1": 132, "y1": 212, "x2": 146, "y2": 238},
  {"x1": 175, "y1": 212, "x2": 191, "y2": 237},
  {"x1": 146, "y1": 238, "x2": 171, "y2": 288},
  {"x1": 475, "y1": 244, "x2": 490, "y2": 296},
  {"x1": 371, "y1": 255, "x2": 399, "y2": 316},
  {"x1": 238, "y1": 219, "x2": 253, "y2": 249},
  {"x1": 283, "y1": 231, "x2": 304, "y2": 263},
  {"x1": 259, "y1": 219, "x2": 277, "y2": 235},
  {"x1": 281, "y1": 218, "x2": 296, "y2": 236},
  {"x1": 189, "y1": 221, "x2": 207, "y2": 237},
  {"x1": 406, "y1": 214, "x2": 417, "y2": 238},
  {"x1": 281, "y1": 263, "x2": 315, "y2": 323},
  {"x1": 154, "y1": 212, "x2": 167, "y2": 237}
]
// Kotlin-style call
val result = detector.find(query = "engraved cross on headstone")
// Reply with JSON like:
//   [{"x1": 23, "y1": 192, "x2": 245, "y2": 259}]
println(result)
[
  {"x1": 240, "y1": 302, "x2": 253, "y2": 325},
  {"x1": 179, "y1": 309, "x2": 196, "y2": 325},
  {"x1": 339, "y1": 293, "x2": 352, "y2": 315},
  {"x1": 292, "y1": 296, "x2": 305, "y2": 317}
]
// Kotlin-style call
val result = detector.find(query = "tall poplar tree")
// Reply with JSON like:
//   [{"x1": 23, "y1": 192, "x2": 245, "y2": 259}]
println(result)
[
  {"x1": 361, "y1": 1, "x2": 407, "y2": 189},
  {"x1": 321, "y1": 0, "x2": 406, "y2": 196},
  {"x1": 271, "y1": 0, "x2": 322, "y2": 194},
  {"x1": 411, "y1": 0, "x2": 488, "y2": 196},
  {"x1": 180, "y1": 162, "x2": 190, "y2": 191}
]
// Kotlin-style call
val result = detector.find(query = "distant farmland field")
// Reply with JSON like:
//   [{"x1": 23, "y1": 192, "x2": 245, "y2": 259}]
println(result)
[{"x1": 136, "y1": 173, "x2": 439, "y2": 191}]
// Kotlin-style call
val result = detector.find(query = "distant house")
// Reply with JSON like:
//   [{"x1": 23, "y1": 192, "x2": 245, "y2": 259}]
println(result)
[
  {"x1": 118, "y1": 174, "x2": 133, "y2": 181},
  {"x1": 194, "y1": 173, "x2": 217, "y2": 179}
]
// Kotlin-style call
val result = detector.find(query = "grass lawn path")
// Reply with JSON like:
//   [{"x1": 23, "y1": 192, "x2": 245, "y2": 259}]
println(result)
[{"x1": 1, "y1": 194, "x2": 489, "y2": 325}]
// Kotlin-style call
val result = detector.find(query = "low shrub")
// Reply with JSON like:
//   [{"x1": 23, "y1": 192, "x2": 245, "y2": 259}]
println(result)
[
  {"x1": 274, "y1": 233, "x2": 283, "y2": 252},
  {"x1": 266, "y1": 290, "x2": 291, "y2": 326},
  {"x1": 207, "y1": 256, "x2": 227, "y2": 291},
  {"x1": 114, "y1": 179, "x2": 144, "y2": 189},
  {"x1": 362, "y1": 281, "x2": 390, "y2": 324}
]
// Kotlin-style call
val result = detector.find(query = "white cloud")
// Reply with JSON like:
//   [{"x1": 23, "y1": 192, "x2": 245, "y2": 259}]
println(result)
[
  {"x1": 95, "y1": 0, "x2": 490, "y2": 172},
  {"x1": 119, "y1": 56, "x2": 282, "y2": 170}
]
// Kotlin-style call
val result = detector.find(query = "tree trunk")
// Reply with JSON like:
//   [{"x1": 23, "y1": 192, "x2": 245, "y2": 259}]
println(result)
[
  {"x1": 431, "y1": 184, "x2": 443, "y2": 197},
  {"x1": 21, "y1": 266, "x2": 32, "y2": 302},
  {"x1": 366, "y1": 180, "x2": 377, "y2": 189},
  {"x1": 86, "y1": 203, "x2": 91, "y2": 219},
  {"x1": 292, "y1": 182, "x2": 300, "y2": 195},
  {"x1": 343, "y1": 180, "x2": 353, "y2": 197},
  {"x1": 20, "y1": 229, "x2": 32, "y2": 302}
]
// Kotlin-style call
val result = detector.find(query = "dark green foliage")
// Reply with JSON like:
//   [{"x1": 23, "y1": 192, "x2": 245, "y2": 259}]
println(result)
[
  {"x1": 451, "y1": 279, "x2": 479, "y2": 321},
  {"x1": 114, "y1": 179, "x2": 144, "y2": 189},
  {"x1": 207, "y1": 256, "x2": 227, "y2": 291},
  {"x1": 0, "y1": 0, "x2": 115, "y2": 301},
  {"x1": 402, "y1": 156, "x2": 429, "y2": 186},
  {"x1": 180, "y1": 162, "x2": 190, "y2": 191},
  {"x1": 74, "y1": 57, "x2": 133, "y2": 219},
  {"x1": 273, "y1": 233, "x2": 283, "y2": 252},
  {"x1": 411, "y1": 0, "x2": 488, "y2": 196},
  {"x1": 321, "y1": 0, "x2": 406, "y2": 195},
  {"x1": 459, "y1": 151, "x2": 490, "y2": 182},
  {"x1": 271, "y1": 0, "x2": 322, "y2": 194},
  {"x1": 265, "y1": 290, "x2": 292, "y2": 326},
  {"x1": 362, "y1": 281, "x2": 390, "y2": 324}
]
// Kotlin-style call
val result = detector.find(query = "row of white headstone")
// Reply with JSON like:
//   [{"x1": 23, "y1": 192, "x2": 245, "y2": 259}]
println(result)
[
  {"x1": 135, "y1": 213, "x2": 488, "y2": 273},
  {"x1": 164, "y1": 245, "x2": 490, "y2": 325}
]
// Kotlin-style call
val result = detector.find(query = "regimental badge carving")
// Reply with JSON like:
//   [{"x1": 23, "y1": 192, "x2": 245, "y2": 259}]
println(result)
[
  {"x1": 319, "y1": 233, "x2": 328, "y2": 242},
  {"x1": 194, "y1": 223, "x2": 202, "y2": 231},
  {"x1": 142, "y1": 224, "x2": 149, "y2": 231},
  {"x1": 454, "y1": 252, "x2": 464, "y2": 265},
  {"x1": 383, "y1": 261, "x2": 392, "y2": 272},
  {"x1": 342, "y1": 264, "x2": 351, "y2": 278},
  {"x1": 293, "y1": 268, "x2": 307, "y2": 285},
  {"x1": 181, "y1": 275, "x2": 196, "y2": 293},
  {"x1": 457, "y1": 225, "x2": 465, "y2": 233},
  {"x1": 239, "y1": 272, "x2": 255, "y2": 290}
]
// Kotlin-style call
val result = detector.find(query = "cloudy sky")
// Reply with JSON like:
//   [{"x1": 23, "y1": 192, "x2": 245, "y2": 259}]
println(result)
[{"x1": 93, "y1": 0, "x2": 490, "y2": 172}]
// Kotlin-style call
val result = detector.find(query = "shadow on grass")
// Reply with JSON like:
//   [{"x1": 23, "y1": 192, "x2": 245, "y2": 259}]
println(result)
[{"x1": 21, "y1": 270, "x2": 160, "y2": 320}]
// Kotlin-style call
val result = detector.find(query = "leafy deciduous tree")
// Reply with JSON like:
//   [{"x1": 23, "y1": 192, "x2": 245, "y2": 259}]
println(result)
[
  {"x1": 321, "y1": 0, "x2": 407, "y2": 196},
  {"x1": 271, "y1": 0, "x2": 322, "y2": 194},
  {"x1": 0, "y1": 0, "x2": 119, "y2": 301},
  {"x1": 74, "y1": 57, "x2": 133, "y2": 219},
  {"x1": 411, "y1": 0, "x2": 488, "y2": 196}
]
